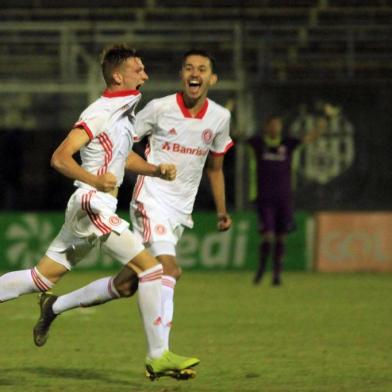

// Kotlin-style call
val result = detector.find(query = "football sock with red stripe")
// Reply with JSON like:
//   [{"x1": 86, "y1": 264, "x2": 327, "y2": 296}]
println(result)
[
  {"x1": 137, "y1": 264, "x2": 165, "y2": 359},
  {"x1": 0, "y1": 267, "x2": 54, "y2": 302}
]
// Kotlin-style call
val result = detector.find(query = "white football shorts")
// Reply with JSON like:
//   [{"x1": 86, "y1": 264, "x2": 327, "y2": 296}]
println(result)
[
  {"x1": 130, "y1": 201, "x2": 185, "y2": 257},
  {"x1": 46, "y1": 188, "x2": 144, "y2": 270}
]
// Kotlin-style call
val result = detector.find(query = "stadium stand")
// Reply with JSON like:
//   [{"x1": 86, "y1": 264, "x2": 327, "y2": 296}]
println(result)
[{"x1": 0, "y1": 1, "x2": 390, "y2": 86}]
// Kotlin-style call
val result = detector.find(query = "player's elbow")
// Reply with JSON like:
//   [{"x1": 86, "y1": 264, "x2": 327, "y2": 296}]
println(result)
[
  {"x1": 50, "y1": 152, "x2": 61, "y2": 170},
  {"x1": 50, "y1": 150, "x2": 67, "y2": 173}
]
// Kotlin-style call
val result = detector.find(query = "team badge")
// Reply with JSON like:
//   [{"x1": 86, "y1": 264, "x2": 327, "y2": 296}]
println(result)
[
  {"x1": 109, "y1": 216, "x2": 121, "y2": 226},
  {"x1": 202, "y1": 129, "x2": 213, "y2": 144},
  {"x1": 155, "y1": 224, "x2": 167, "y2": 235}
]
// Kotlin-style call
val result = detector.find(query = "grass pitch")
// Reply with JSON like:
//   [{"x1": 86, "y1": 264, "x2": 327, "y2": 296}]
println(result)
[{"x1": 1, "y1": 271, "x2": 392, "y2": 392}]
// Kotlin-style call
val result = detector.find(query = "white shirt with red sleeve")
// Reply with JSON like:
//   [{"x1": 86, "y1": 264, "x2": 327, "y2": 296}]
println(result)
[
  {"x1": 73, "y1": 89, "x2": 142, "y2": 189},
  {"x1": 132, "y1": 92, "x2": 233, "y2": 227}
]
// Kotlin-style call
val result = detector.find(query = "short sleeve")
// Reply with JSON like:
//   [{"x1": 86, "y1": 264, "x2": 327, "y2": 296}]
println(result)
[
  {"x1": 210, "y1": 111, "x2": 234, "y2": 156},
  {"x1": 74, "y1": 112, "x2": 107, "y2": 140},
  {"x1": 134, "y1": 100, "x2": 158, "y2": 142}
]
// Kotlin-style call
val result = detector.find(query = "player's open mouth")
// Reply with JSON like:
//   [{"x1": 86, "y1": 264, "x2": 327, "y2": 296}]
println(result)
[{"x1": 188, "y1": 79, "x2": 202, "y2": 93}]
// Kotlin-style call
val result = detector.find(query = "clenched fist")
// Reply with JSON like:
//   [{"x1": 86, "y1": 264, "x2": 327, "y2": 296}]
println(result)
[
  {"x1": 217, "y1": 213, "x2": 232, "y2": 232},
  {"x1": 157, "y1": 164, "x2": 177, "y2": 181}
]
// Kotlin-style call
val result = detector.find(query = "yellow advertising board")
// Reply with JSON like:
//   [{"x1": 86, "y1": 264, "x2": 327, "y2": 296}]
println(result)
[{"x1": 314, "y1": 212, "x2": 392, "y2": 272}]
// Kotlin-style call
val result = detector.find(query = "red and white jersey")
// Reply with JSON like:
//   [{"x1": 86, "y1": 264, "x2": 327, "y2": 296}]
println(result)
[
  {"x1": 132, "y1": 92, "x2": 233, "y2": 227},
  {"x1": 73, "y1": 89, "x2": 142, "y2": 189}
]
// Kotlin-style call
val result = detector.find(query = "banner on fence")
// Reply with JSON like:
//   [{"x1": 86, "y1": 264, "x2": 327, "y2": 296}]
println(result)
[
  {"x1": 314, "y1": 212, "x2": 392, "y2": 272},
  {"x1": 0, "y1": 211, "x2": 308, "y2": 271}
]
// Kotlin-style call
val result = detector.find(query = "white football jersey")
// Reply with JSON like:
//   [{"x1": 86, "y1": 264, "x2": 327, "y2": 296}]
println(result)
[
  {"x1": 132, "y1": 92, "x2": 233, "y2": 227},
  {"x1": 73, "y1": 89, "x2": 142, "y2": 189}
]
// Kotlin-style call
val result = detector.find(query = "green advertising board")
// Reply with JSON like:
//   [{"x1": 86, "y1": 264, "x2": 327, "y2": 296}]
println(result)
[{"x1": 0, "y1": 211, "x2": 310, "y2": 271}]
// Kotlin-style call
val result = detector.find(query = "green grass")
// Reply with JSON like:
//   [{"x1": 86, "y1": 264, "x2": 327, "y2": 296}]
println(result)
[{"x1": 1, "y1": 271, "x2": 392, "y2": 392}]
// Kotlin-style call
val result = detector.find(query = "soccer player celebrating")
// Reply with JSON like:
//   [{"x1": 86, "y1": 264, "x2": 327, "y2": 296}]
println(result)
[
  {"x1": 30, "y1": 50, "x2": 233, "y2": 377},
  {"x1": 130, "y1": 49, "x2": 233, "y2": 354},
  {"x1": 250, "y1": 114, "x2": 326, "y2": 286},
  {"x1": 0, "y1": 44, "x2": 198, "y2": 377}
]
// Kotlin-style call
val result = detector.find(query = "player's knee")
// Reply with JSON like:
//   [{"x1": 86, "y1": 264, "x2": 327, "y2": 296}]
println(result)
[{"x1": 114, "y1": 274, "x2": 139, "y2": 297}]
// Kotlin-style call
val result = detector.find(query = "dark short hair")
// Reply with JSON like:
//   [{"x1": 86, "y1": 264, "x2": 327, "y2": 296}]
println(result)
[
  {"x1": 181, "y1": 49, "x2": 216, "y2": 73},
  {"x1": 101, "y1": 44, "x2": 138, "y2": 86}
]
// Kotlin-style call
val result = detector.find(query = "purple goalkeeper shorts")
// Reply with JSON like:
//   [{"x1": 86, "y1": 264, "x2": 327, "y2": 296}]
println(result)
[{"x1": 256, "y1": 198, "x2": 295, "y2": 234}]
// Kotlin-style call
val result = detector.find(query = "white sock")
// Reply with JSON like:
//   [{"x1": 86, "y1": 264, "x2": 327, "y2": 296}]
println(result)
[
  {"x1": 52, "y1": 277, "x2": 120, "y2": 315},
  {"x1": 0, "y1": 268, "x2": 53, "y2": 302},
  {"x1": 137, "y1": 264, "x2": 165, "y2": 359},
  {"x1": 161, "y1": 275, "x2": 176, "y2": 350}
]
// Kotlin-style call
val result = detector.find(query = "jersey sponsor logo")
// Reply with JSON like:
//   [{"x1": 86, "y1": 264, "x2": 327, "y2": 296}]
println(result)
[
  {"x1": 155, "y1": 224, "x2": 167, "y2": 235},
  {"x1": 168, "y1": 128, "x2": 177, "y2": 135},
  {"x1": 161, "y1": 142, "x2": 208, "y2": 156},
  {"x1": 109, "y1": 215, "x2": 121, "y2": 226},
  {"x1": 202, "y1": 129, "x2": 214, "y2": 144}
]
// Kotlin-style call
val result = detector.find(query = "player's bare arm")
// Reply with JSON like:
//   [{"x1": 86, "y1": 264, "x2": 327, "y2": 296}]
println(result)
[
  {"x1": 51, "y1": 127, "x2": 117, "y2": 192},
  {"x1": 125, "y1": 151, "x2": 176, "y2": 181},
  {"x1": 205, "y1": 154, "x2": 232, "y2": 231}
]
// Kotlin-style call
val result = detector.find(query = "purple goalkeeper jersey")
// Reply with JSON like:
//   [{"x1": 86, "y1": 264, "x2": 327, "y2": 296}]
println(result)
[{"x1": 250, "y1": 136, "x2": 301, "y2": 202}]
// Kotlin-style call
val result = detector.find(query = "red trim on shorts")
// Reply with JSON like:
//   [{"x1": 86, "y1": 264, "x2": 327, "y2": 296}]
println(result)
[
  {"x1": 176, "y1": 92, "x2": 209, "y2": 119},
  {"x1": 136, "y1": 201, "x2": 151, "y2": 243},
  {"x1": 210, "y1": 140, "x2": 234, "y2": 156},
  {"x1": 82, "y1": 191, "x2": 111, "y2": 235},
  {"x1": 74, "y1": 121, "x2": 94, "y2": 140},
  {"x1": 102, "y1": 89, "x2": 141, "y2": 98},
  {"x1": 133, "y1": 175, "x2": 145, "y2": 200}
]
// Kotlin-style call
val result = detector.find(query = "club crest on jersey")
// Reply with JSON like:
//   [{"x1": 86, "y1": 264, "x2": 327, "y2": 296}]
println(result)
[
  {"x1": 155, "y1": 224, "x2": 167, "y2": 235},
  {"x1": 109, "y1": 216, "x2": 121, "y2": 226},
  {"x1": 202, "y1": 129, "x2": 214, "y2": 144},
  {"x1": 168, "y1": 128, "x2": 177, "y2": 136}
]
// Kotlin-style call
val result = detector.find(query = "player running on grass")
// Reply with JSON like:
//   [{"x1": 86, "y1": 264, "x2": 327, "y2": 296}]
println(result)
[
  {"x1": 30, "y1": 49, "x2": 232, "y2": 379},
  {"x1": 0, "y1": 44, "x2": 199, "y2": 377}
]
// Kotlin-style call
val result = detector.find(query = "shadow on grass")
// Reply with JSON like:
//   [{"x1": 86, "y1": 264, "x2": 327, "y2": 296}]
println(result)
[{"x1": 0, "y1": 367, "x2": 139, "y2": 387}]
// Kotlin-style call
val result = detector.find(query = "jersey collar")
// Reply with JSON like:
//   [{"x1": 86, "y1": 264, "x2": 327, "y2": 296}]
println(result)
[
  {"x1": 176, "y1": 92, "x2": 209, "y2": 119},
  {"x1": 103, "y1": 89, "x2": 141, "y2": 98},
  {"x1": 264, "y1": 135, "x2": 282, "y2": 147}
]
